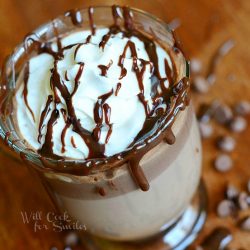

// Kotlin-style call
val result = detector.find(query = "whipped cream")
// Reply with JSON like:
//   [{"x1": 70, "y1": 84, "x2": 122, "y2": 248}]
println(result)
[{"x1": 15, "y1": 28, "x2": 173, "y2": 159}]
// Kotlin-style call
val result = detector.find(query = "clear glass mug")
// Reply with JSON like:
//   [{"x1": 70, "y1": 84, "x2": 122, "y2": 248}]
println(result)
[{"x1": 0, "y1": 6, "x2": 206, "y2": 249}]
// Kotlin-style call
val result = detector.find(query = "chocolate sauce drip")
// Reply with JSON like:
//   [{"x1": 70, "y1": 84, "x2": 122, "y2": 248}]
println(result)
[
  {"x1": 75, "y1": 62, "x2": 84, "y2": 84},
  {"x1": 38, "y1": 109, "x2": 61, "y2": 159},
  {"x1": 61, "y1": 121, "x2": 70, "y2": 153},
  {"x1": 23, "y1": 62, "x2": 35, "y2": 122},
  {"x1": 64, "y1": 71, "x2": 69, "y2": 81},
  {"x1": 122, "y1": 7, "x2": 134, "y2": 31},
  {"x1": 70, "y1": 136, "x2": 76, "y2": 148},
  {"x1": 4, "y1": 131, "x2": 10, "y2": 145},
  {"x1": 65, "y1": 9, "x2": 83, "y2": 26},
  {"x1": 88, "y1": 7, "x2": 96, "y2": 35},
  {"x1": 98, "y1": 60, "x2": 113, "y2": 77},
  {"x1": 103, "y1": 103, "x2": 112, "y2": 143},
  {"x1": 112, "y1": 5, "x2": 121, "y2": 26},
  {"x1": 115, "y1": 82, "x2": 122, "y2": 96},
  {"x1": 128, "y1": 157, "x2": 150, "y2": 191},
  {"x1": 199, "y1": 227, "x2": 232, "y2": 250},
  {"x1": 138, "y1": 93, "x2": 150, "y2": 115},
  {"x1": 93, "y1": 90, "x2": 113, "y2": 142},
  {"x1": 164, "y1": 58, "x2": 176, "y2": 86},
  {"x1": 52, "y1": 21, "x2": 62, "y2": 53},
  {"x1": 74, "y1": 43, "x2": 82, "y2": 60},
  {"x1": 164, "y1": 128, "x2": 176, "y2": 145},
  {"x1": 38, "y1": 95, "x2": 53, "y2": 143},
  {"x1": 99, "y1": 33, "x2": 112, "y2": 50}
]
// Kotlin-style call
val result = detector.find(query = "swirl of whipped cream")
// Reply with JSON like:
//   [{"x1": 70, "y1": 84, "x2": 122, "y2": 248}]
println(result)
[{"x1": 15, "y1": 28, "x2": 173, "y2": 159}]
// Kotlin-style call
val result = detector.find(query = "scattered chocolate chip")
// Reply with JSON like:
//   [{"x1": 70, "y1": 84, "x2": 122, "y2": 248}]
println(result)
[
  {"x1": 197, "y1": 103, "x2": 216, "y2": 123},
  {"x1": 64, "y1": 232, "x2": 79, "y2": 247},
  {"x1": 207, "y1": 73, "x2": 216, "y2": 85},
  {"x1": 64, "y1": 247, "x2": 72, "y2": 250},
  {"x1": 190, "y1": 58, "x2": 202, "y2": 74},
  {"x1": 192, "y1": 76, "x2": 210, "y2": 93},
  {"x1": 226, "y1": 184, "x2": 239, "y2": 200},
  {"x1": 217, "y1": 199, "x2": 235, "y2": 217},
  {"x1": 239, "y1": 216, "x2": 250, "y2": 231},
  {"x1": 229, "y1": 116, "x2": 247, "y2": 133},
  {"x1": 237, "y1": 192, "x2": 249, "y2": 210},
  {"x1": 246, "y1": 196, "x2": 250, "y2": 206},
  {"x1": 198, "y1": 227, "x2": 232, "y2": 249},
  {"x1": 234, "y1": 101, "x2": 250, "y2": 116},
  {"x1": 214, "y1": 104, "x2": 233, "y2": 125},
  {"x1": 168, "y1": 18, "x2": 181, "y2": 30},
  {"x1": 195, "y1": 246, "x2": 203, "y2": 250},
  {"x1": 97, "y1": 187, "x2": 106, "y2": 196},
  {"x1": 226, "y1": 73, "x2": 236, "y2": 82},
  {"x1": 199, "y1": 122, "x2": 214, "y2": 139},
  {"x1": 214, "y1": 154, "x2": 233, "y2": 172},
  {"x1": 216, "y1": 136, "x2": 236, "y2": 152},
  {"x1": 247, "y1": 180, "x2": 250, "y2": 193}
]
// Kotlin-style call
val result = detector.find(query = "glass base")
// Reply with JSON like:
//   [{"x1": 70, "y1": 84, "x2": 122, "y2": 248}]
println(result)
[{"x1": 80, "y1": 180, "x2": 207, "y2": 250}]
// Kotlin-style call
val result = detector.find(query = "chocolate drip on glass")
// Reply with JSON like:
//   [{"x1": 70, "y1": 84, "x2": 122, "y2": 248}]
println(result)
[
  {"x1": 22, "y1": 62, "x2": 35, "y2": 122},
  {"x1": 65, "y1": 9, "x2": 83, "y2": 26},
  {"x1": 88, "y1": 7, "x2": 96, "y2": 35}
]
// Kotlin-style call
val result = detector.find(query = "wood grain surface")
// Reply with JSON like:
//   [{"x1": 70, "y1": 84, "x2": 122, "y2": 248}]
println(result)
[{"x1": 0, "y1": 0, "x2": 250, "y2": 249}]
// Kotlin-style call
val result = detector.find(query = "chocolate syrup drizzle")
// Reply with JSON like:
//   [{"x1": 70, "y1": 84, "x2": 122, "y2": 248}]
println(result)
[
  {"x1": 23, "y1": 62, "x2": 35, "y2": 122},
  {"x1": 4, "y1": 6, "x2": 190, "y2": 192},
  {"x1": 65, "y1": 9, "x2": 83, "y2": 27},
  {"x1": 197, "y1": 227, "x2": 232, "y2": 250}
]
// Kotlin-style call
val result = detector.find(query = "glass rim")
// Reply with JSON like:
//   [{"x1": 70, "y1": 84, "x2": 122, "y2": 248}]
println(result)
[{"x1": 0, "y1": 5, "x2": 190, "y2": 174}]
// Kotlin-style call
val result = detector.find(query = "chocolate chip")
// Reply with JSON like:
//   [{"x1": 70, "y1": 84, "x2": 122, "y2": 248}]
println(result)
[
  {"x1": 214, "y1": 154, "x2": 233, "y2": 172},
  {"x1": 247, "y1": 180, "x2": 250, "y2": 193},
  {"x1": 195, "y1": 246, "x2": 203, "y2": 250},
  {"x1": 207, "y1": 73, "x2": 216, "y2": 85},
  {"x1": 199, "y1": 122, "x2": 213, "y2": 139},
  {"x1": 226, "y1": 184, "x2": 239, "y2": 200},
  {"x1": 216, "y1": 136, "x2": 236, "y2": 152},
  {"x1": 64, "y1": 232, "x2": 79, "y2": 247},
  {"x1": 168, "y1": 18, "x2": 181, "y2": 31},
  {"x1": 192, "y1": 76, "x2": 210, "y2": 93},
  {"x1": 213, "y1": 104, "x2": 233, "y2": 125},
  {"x1": 197, "y1": 103, "x2": 217, "y2": 123},
  {"x1": 234, "y1": 101, "x2": 250, "y2": 116},
  {"x1": 239, "y1": 216, "x2": 250, "y2": 231},
  {"x1": 246, "y1": 196, "x2": 250, "y2": 206},
  {"x1": 217, "y1": 199, "x2": 235, "y2": 217},
  {"x1": 226, "y1": 73, "x2": 236, "y2": 82},
  {"x1": 190, "y1": 58, "x2": 202, "y2": 74},
  {"x1": 237, "y1": 192, "x2": 249, "y2": 210},
  {"x1": 229, "y1": 116, "x2": 247, "y2": 133}
]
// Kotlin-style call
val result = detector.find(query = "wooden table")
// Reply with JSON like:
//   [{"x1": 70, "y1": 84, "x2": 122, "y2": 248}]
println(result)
[{"x1": 0, "y1": 0, "x2": 250, "y2": 249}]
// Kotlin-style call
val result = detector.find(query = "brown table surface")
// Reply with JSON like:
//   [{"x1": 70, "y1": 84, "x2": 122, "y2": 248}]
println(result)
[{"x1": 0, "y1": 0, "x2": 250, "y2": 249}]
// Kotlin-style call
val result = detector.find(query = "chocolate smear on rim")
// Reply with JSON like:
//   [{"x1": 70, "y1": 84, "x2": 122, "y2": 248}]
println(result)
[{"x1": 4, "y1": 6, "x2": 190, "y2": 192}]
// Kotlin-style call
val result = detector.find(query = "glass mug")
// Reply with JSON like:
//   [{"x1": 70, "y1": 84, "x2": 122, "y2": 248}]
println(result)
[{"x1": 0, "y1": 6, "x2": 207, "y2": 250}]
